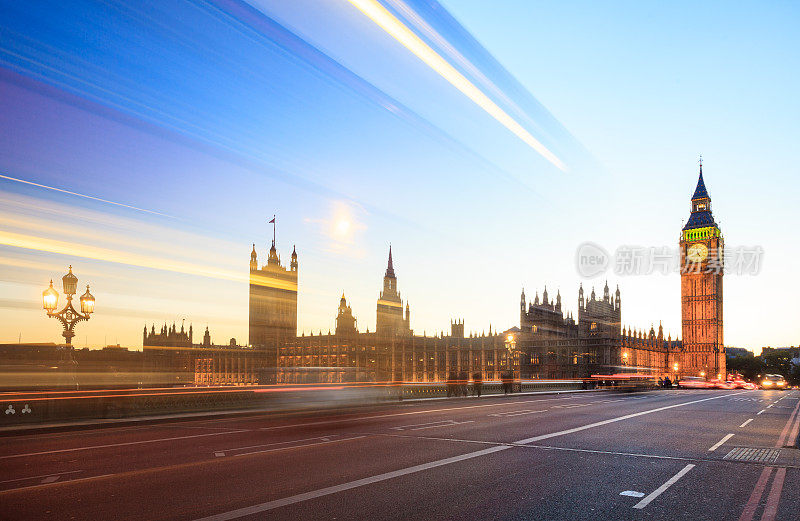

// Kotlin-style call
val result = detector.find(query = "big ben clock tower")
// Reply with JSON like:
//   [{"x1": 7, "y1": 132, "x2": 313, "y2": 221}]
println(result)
[{"x1": 680, "y1": 161, "x2": 725, "y2": 378}]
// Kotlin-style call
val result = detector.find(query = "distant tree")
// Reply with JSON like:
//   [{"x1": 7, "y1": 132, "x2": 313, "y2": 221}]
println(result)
[
  {"x1": 726, "y1": 356, "x2": 765, "y2": 381},
  {"x1": 760, "y1": 351, "x2": 793, "y2": 377}
]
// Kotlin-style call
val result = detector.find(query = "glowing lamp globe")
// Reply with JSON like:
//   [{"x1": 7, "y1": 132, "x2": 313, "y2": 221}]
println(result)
[
  {"x1": 42, "y1": 280, "x2": 59, "y2": 312},
  {"x1": 80, "y1": 285, "x2": 95, "y2": 314},
  {"x1": 62, "y1": 265, "x2": 78, "y2": 295}
]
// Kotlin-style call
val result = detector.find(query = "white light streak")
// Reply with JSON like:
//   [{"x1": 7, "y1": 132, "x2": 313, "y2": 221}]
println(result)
[{"x1": 346, "y1": 0, "x2": 566, "y2": 171}]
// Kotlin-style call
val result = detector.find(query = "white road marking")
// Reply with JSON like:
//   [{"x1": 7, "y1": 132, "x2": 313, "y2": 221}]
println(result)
[
  {"x1": 633, "y1": 464, "x2": 695, "y2": 509},
  {"x1": 740, "y1": 419, "x2": 754, "y2": 428},
  {"x1": 0, "y1": 430, "x2": 249, "y2": 460},
  {"x1": 194, "y1": 445, "x2": 509, "y2": 521},
  {"x1": 234, "y1": 436, "x2": 366, "y2": 457},
  {"x1": 513, "y1": 394, "x2": 737, "y2": 445},
  {"x1": 390, "y1": 420, "x2": 469, "y2": 431},
  {"x1": 757, "y1": 410, "x2": 766, "y2": 415},
  {"x1": 214, "y1": 452, "x2": 225, "y2": 457},
  {"x1": 256, "y1": 395, "x2": 606, "y2": 432},
  {"x1": 194, "y1": 393, "x2": 734, "y2": 521},
  {"x1": 620, "y1": 490, "x2": 645, "y2": 498},
  {"x1": 40, "y1": 476, "x2": 60, "y2": 484},
  {"x1": 220, "y1": 436, "x2": 332, "y2": 453},
  {"x1": 408, "y1": 421, "x2": 473, "y2": 431},
  {"x1": 488, "y1": 410, "x2": 547, "y2": 417},
  {"x1": 708, "y1": 434, "x2": 735, "y2": 452},
  {"x1": 0, "y1": 470, "x2": 82, "y2": 485}
]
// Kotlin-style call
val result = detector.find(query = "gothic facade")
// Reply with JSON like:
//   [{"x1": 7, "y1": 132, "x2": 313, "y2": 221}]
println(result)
[
  {"x1": 248, "y1": 238, "x2": 298, "y2": 372},
  {"x1": 149, "y1": 166, "x2": 726, "y2": 385}
]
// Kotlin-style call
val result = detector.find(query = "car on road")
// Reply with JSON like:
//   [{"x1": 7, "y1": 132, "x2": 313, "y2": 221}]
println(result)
[
  {"x1": 760, "y1": 374, "x2": 788, "y2": 390},
  {"x1": 707, "y1": 379, "x2": 736, "y2": 389},
  {"x1": 677, "y1": 376, "x2": 710, "y2": 389}
]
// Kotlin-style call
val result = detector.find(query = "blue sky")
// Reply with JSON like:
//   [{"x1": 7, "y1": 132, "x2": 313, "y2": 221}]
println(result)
[{"x1": 0, "y1": 0, "x2": 797, "y2": 352}]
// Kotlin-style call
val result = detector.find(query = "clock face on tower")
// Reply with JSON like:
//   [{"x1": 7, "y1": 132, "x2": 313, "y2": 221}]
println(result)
[{"x1": 687, "y1": 243, "x2": 708, "y2": 263}]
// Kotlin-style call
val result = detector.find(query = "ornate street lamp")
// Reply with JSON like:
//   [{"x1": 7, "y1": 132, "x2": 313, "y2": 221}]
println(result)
[{"x1": 43, "y1": 265, "x2": 95, "y2": 348}]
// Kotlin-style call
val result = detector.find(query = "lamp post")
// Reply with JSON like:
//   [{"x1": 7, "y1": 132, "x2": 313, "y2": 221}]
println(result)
[
  {"x1": 505, "y1": 333, "x2": 519, "y2": 386},
  {"x1": 42, "y1": 265, "x2": 95, "y2": 351}
]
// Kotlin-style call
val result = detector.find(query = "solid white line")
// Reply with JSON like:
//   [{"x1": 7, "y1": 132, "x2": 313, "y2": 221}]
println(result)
[
  {"x1": 256, "y1": 397, "x2": 581, "y2": 431},
  {"x1": 0, "y1": 470, "x2": 82, "y2": 485},
  {"x1": 194, "y1": 445, "x2": 509, "y2": 521},
  {"x1": 488, "y1": 410, "x2": 547, "y2": 417},
  {"x1": 221, "y1": 436, "x2": 331, "y2": 453},
  {"x1": 390, "y1": 420, "x2": 456, "y2": 431},
  {"x1": 708, "y1": 433, "x2": 735, "y2": 452},
  {"x1": 194, "y1": 393, "x2": 734, "y2": 521},
  {"x1": 409, "y1": 421, "x2": 473, "y2": 431},
  {"x1": 515, "y1": 394, "x2": 736, "y2": 445},
  {"x1": 0, "y1": 430, "x2": 248, "y2": 460},
  {"x1": 740, "y1": 419, "x2": 754, "y2": 428},
  {"x1": 633, "y1": 464, "x2": 695, "y2": 509},
  {"x1": 234, "y1": 436, "x2": 366, "y2": 457}
]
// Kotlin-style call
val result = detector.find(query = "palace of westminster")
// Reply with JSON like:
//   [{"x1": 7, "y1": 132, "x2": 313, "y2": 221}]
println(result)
[{"x1": 144, "y1": 167, "x2": 726, "y2": 385}]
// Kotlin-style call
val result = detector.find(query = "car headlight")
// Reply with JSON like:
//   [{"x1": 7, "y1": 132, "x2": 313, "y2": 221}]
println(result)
[{"x1": 762, "y1": 380, "x2": 772, "y2": 386}]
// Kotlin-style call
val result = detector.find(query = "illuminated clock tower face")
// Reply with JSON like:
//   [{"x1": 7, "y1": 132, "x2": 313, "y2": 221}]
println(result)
[
  {"x1": 686, "y1": 243, "x2": 708, "y2": 263},
  {"x1": 680, "y1": 166, "x2": 724, "y2": 379}
]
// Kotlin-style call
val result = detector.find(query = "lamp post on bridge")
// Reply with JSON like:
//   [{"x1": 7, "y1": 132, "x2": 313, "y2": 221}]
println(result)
[{"x1": 42, "y1": 266, "x2": 95, "y2": 378}]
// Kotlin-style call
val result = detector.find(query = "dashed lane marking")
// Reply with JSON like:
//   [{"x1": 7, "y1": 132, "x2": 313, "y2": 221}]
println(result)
[{"x1": 709, "y1": 434, "x2": 735, "y2": 452}]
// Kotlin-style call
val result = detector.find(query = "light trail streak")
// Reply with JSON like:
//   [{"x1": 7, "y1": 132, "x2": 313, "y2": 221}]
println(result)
[
  {"x1": 0, "y1": 173, "x2": 174, "y2": 217},
  {"x1": 346, "y1": 0, "x2": 566, "y2": 171},
  {"x1": 0, "y1": 229, "x2": 259, "y2": 286}
]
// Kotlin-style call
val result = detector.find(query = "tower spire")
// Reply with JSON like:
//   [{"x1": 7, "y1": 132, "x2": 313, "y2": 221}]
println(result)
[
  {"x1": 269, "y1": 215, "x2": 276, "y2": 247},
  {"x1": 385, "y1": 244, "x2": 395, "y2": 278}
]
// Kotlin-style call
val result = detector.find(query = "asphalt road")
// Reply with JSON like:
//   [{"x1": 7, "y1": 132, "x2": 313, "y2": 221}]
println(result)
[{"x1": 1, "y1": 389, "x2": 798, "y2": 520}]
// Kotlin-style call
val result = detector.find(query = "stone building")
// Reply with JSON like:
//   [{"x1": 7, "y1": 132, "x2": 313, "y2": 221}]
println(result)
[
  {"x1": 680, "y1": 163, "x2": 726, "y2": 378},
  {"x1": 248, "y1": 233, "x2": 298, "y2": 374}
]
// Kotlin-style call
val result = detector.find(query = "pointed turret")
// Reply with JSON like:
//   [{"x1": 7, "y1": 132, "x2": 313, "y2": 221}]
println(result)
[
  {"x1": 385, "y1": 245, "x2": 395, "y2": 279},
  {"x1": 692, "y1": 161, "x2": 709, "y2": 200},
  {"x1": 290, "y1": 244, "x2": 298, "y2": 272},
  {"x1": 250, "y1": 243, "x2": 258, "y2": 270},
  {"x1": 683, "y1": 159, "x2": 717, "y2": 230}
]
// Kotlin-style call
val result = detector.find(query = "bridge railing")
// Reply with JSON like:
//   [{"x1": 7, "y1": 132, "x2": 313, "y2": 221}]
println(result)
[{"x1": 0, "y1": 379, "x2": 589, "y2": 427}]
